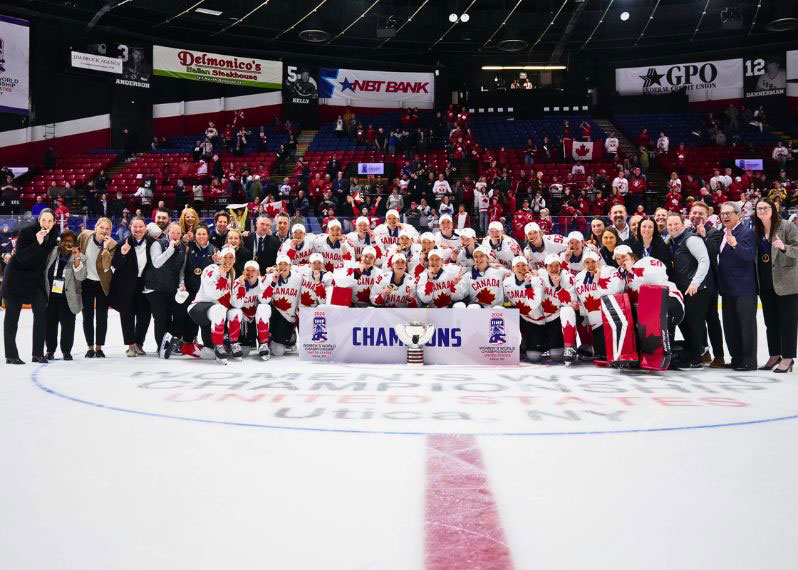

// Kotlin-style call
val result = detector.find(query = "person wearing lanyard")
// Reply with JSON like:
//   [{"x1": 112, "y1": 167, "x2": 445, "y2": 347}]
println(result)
[
  {"x1": 44, "y1": 230, "x2": 87, "y2": 361},
  {"x1": 183, "y1": 225, "x2": 218, "y2": 347},
  {"x1": 754, "y1": 198, "x2": 798, "y2": 373},
  {"x1": 2, "y1": 209, "x2": 58, "y2": 364}
]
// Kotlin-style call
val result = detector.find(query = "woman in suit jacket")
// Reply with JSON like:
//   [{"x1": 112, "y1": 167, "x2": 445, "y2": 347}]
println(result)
[
  {"x1": 2, "y1": 209, "x2": 58, "y2": 364},
  {"x1": 627, "y1": 217, "x2": 671, "y2": 265},
  {"x1": 44, "y1": 230, "x2": 87, "y2": 360},
  {"x1": 77, "y1": 218, "x2": 116, "y2": 358},
  {"x1": 754, "y1": 198, "x2": 798, "y2": 373}
]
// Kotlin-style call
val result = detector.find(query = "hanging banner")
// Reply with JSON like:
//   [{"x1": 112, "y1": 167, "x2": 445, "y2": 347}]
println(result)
[
  {"x1": 744, "y1": 53, "x2": 786, "y2": 98},
  {"x1": 282, "y1": 63, "x2": 319, "y2": 127},
  {"x1": 615, "y1": 58, "x2": 743, "y2": 101},
  {"x1": 319, "y1": 67, "x2": 435, "y2": 107},
  {"x1": 69, "y1": 40, "x2": 151, "y2": 89},
  {"x1": 153, "y1": 45, "x2": 281, "y2": 89},
  {"x1": 0, "y1": 15, "x2": 30, "y2": 115},
  {"x1": 299, "y1": 306, "x2": 520, "y2": 365},
  {"x1": 786, "y1": 50, "x2": 798, "y2": 101}
]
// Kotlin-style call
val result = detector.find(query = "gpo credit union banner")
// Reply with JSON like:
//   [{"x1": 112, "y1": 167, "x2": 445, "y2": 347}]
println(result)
[
  {"x1": 299, "y1": 306, "x2": 519, "y2": 365},
  {"x1": 319, "y1": 67, "x2": 434, "y2": 107},
  {"x1": 0, "y1": 15, "x2": 30, "y2": 115},
  {"x1": 153, "y1": 45, "x2": 281, "y2": 89},
  {"x1": 615, "y1": 58, "x2": 743, "y2": 101}
]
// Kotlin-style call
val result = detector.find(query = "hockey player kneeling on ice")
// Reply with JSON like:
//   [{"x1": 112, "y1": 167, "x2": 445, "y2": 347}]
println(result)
[
  {"x1": 269, "y1": 254, "x2": 303, "y2": 356},
  {"x1": 278, "y1": 224, "x2": 316, "y2": 266},
  {"x1": 187, "y1": 247, "x2": 238, "y2": 365},
  {"x1": 537, "y1": 254, "x2": 578, "y2": 364},
  {"x1": 336, "y1": 246, "x2": 379, "y2": 307},
  {"x1": 370, "y1": 254, "x2": 420, "y2": 308},
  {"x1": 416, "y1": 249, "x2": 468, "y2": 308},
  {"x1": 571, "y1": 251, "x2": 625, "y2": 361},
  {"x1": 613, "y1": 246, "x2": 686, "y2": 370},
  {"x1": 503, "y1": 256, "x2": 544, "y2": 361},
  {"x1": 481, "y1": 221, "x2": 521, "y2": 270},
  {"x1": 523, "y1": 222, "x2": 568, "y2": 270},
  {"x1": 298, "y1": 253, "x2": 333, "y2": 309},
  {"x1": 228, "y1": 260, "x2": 274, "y2": 361},
  {"x1": 454, "y1": 246, "x2": 510, "y2": 309}
]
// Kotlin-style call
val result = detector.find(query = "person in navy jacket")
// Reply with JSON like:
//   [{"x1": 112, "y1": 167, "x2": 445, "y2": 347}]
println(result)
[{"x1": 717, "y1": 202, "x2": 758, "y2": 370}]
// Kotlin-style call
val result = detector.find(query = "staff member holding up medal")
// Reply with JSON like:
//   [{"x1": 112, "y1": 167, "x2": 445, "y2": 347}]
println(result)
[
  {"x1": 183, "y1": 225, "x2": 218, "y2": 347},
  {"x1": 44, "y1": 230, "x2": 87, "y2": 361}
]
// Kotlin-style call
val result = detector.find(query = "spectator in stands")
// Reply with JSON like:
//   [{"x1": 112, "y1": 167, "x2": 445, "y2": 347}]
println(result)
[
  {"x1": 293, "y1": 190, "x2": 310, "y2": 217},
  {"x1": 754, "y1": 198, "x2": 798, "y2": 373},
  {"x1": 386, "y1": 187, "x2": 404, "y2": 212},
  {"x1": 524, "y1": 138, "x2": 537, "y2": 166},
  {"x1": 611, "y1": 171, "x2": 628, "y2": 200},
  {"x1": 44, "y1": 146, "x2": 56, "y2": 169},
  {"x1": 750, "y1": 105, "x2": 765, "y2": 132},
  {"x1": 432, "y1": 173, "x2": 452, "y2": 203},
  {"x1": 54, "y1": 198, "x2": 70, "y2": 222},
  {"x1": 192, "y1": 140, "x2": 202, "y2": 162},
  {"x1": 439, "y1": 195, "x2": 454, "y2": 218},
  {"x1": 540, "y1": 136, "x2": 553, "y2": 162},
  {"x1": 205, "y1": 122, "x2": 218, "y2": 142},
  {"x1": 714, "y1": 129, "x2": 727, "y2": 147},
  {"x1": 47, "y1": 180, "x2": 62, "y2": 206},
  {"x1": 200, "y1": 138, "x2": 214, "y2": 161},
  {"x1": 1, "y1": 176, "x2": 20, "y2": 214},
  {"x1": 335, "y1": 115, "x2": 344, "y2": 136},
  {"x1": 636, "y1": 128, "x2": 651, "y2": 149},
  {"x1": 604, "y1": 133, "x2": 619, "y2": 160},
  {"x1": 773, "y1": 141, "x2": 790, "y2": 169},
  {"x1": 656, "y1": 131, "x2": 669, "y2": 155}
]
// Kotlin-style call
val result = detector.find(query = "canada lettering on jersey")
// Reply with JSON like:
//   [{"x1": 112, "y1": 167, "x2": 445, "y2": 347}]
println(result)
[
  {"x1": 274, "y1": 287, "x2": 299, "y2": 298},
  {"x1": 352, "y1": 327, "x2": 461, "y2": 347},
  {"x1": 429, "y1": 279, "x2": 456, "y2": 292},
  {"x1": 470, "y1": 278, "x2": 502, "y2": 291}
]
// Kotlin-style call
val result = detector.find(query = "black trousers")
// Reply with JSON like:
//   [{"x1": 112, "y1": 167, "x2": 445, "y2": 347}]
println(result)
[
  {"x1": 760, "y1": 290, "x2": 798, "y2": 359},
  {"x1": 146, "y1": 290, "x2": 186, "y2": 349},
  {"x1": 678, "y1": 288, "x2": 712, "y2": 365},
  {"x1": 3, "y1": 286, "x2": 48, "y2": 359},
  {"x1": 188, "y1": 301, "x2": 215, "y2": 347},
  {"x1": 46, "y1": 294, "x2": 76, "y2": 356},
  {"x1": 722, "y1": 295, "x2": 758, "y2": 366},
  {"x1": 120, "y1": 279, "x2": 151, "y2": 346},
  {"x1": 182, "y1": 291, "x2": 199, "y2": 342},
  {"x1": 81, "y1": 279, "x2": 108, "y2": 346},
  {"x1": 702, "y1": 291, "x2": 725, "y2": 357}
]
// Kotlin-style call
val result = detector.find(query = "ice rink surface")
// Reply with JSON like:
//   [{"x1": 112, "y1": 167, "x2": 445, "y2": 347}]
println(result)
[{"x1": 2, "y1": 309, "x2": 798, "y2": 570}]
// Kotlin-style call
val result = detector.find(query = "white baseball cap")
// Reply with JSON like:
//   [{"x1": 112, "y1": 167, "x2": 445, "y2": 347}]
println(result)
[
  {"x1": 567, "y1": 231, "x2": 584, "y2": 242},
  {"x1": 146, "y1": 222, "x2": 162, "y2": 238},
  {"x1": 291, "y1": 224, "x2": 306, "y2": 234},
  {"x1": 219, "y1": 246, "x2": 236, "y2": 258},
  {"x1": 524, "y1": 222, "x2": 541, "y2": 235},
  {"x1": 362, "y1": 246, "x2": 377, "y2": 258},
  {"x1": 584, "y1": 251, "x2": 601, "y2": 262},
  {"x1": 391, "y1": 253, "x2": 407, "y2": 264},
  {"x1": 512, "y1": 256, "x2": 528, "y2": 267},
  {"x1": 473, "y1": 246, "x2": 491, "y2": 258},
  {"x1": 488, "y1": 221, "x2": 504, "y2": 232},
  {"x1": 439, "y1": 214, "x2": 453, "y2": 223},
  {"x1": 327, "y1": 219, "x2": 342, "y2": 229},
  {"x1": 386, "y1": 209, "x2": 400, "y2": 220},
  {"x1": 356, "y1": 216, "x2": 370, "y2": 226},
  {"x1": 308, "y1": 253, "x2": 323, "y2": 264},
  {"x1": 458, "y1": 228, "x2": 476, "y2": 239},
  {"x1": 399, "y1": 228, "x2": 414, "y2": 239},
  {"x1": 244, "y1": 260, "x2": 260, "y2": 271},
  {"x1": 544, "y1": 254, "x2": 561, "y2": 266},
  {"x1": 427, "y1": 249, "x2": 444, "y2": 259},
  {"x1": 276, "y1": 254, "x2": 292, "y2": 265},
  {"x1": 420, "y1": 232, "x2": 435, "y2": 242},
  {"x1": 613, "y1": 245, "x2": 633, "y2": 256}
]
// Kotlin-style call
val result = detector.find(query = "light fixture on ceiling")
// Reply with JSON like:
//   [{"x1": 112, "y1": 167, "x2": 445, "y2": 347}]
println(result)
[
  {"x1": 495, "y1": 28, "x2": 528, "y2": 52},
  {"x1": 482, "y1": 65, "x2": 567, "y2": 70},
  {"x1": 298, "y1": 12, "x2": 330, "y2": 42},
  {"x1": 460, "y1": 13, "x2": 470, "y2": 22},
  {"x1": 620, "y1": 11, "x2": 629, "y2": 21},
  {"x1": 196, "y1": 8, "x2": 223, "y2": 16},
  {"x1": 449, "y1": 13, "x2": 458, "y2": 23},
  {"x1": 765, "y1": 4, "x2": 798, "y2": 32}
]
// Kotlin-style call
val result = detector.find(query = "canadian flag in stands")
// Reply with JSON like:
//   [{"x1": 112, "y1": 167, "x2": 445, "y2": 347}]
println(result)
[
  {"x1": 565, "y1": 139, "x2": 603, "y2": 161},
  {"x1": 266, "y1": 200, "x2": 284, "y2": 218}
]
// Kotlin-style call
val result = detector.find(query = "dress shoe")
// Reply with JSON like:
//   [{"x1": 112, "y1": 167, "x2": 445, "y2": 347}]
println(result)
[
  {"x1": 6, "y1": 357, "x2": 25, "y2": 365},
  {"x1": 126, "y1": 347, "x2": 137, "y2": 357},
  {"x1": 63, "y1": 354, "x2": 73, "y2": 361},
  {"x1": 85, "y1": 349, "x2": 96, "y2": 358},
  {"x1": 94, "y1": 349, "x2": 106, "y2": 358},
  {"x1": 709, "y1": 357, "x2": 726, "y2": 368},
  {"x1": 31, "y1": 355, "x2": 49, "y2": 364},
  {"x1": 45, "y1": 352, "x2": 55, "y2": 360},
  {"x1": 759, "y1": 356, "x2": 781, "y2": 371},
  {"x1": 134, "y1": 344, "x2": 146, "y2": 356},
  {"x1": 732, "y1": 364, "x2": 757, "y2": 371},
  {"x1": 702, "y1": 351, "x2": 712, "y2": 364},
  {"x1": 774, "y1": 360, "x2": 794, "y2": 374}
]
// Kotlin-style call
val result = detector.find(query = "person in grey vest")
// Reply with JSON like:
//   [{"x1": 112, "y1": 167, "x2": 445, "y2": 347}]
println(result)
[
  {"x1": 44, "y1": 230, "x2": 87, "y2": 361},
  {"x1": 144, "y1": 222, "x2": 187, "y2": 359},
  {"x1": 666, "y1": 213, "x2": 713, "y2": 370}
]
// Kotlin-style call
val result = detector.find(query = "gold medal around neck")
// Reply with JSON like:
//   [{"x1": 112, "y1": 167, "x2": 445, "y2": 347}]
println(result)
[{"x1": 194, "y1": 267, "x2": 202, "y2": 275}]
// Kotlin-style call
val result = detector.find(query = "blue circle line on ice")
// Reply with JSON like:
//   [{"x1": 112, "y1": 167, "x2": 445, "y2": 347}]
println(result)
[{"x1": 30, "y1": 365, "x2": 798, "y2": 437}]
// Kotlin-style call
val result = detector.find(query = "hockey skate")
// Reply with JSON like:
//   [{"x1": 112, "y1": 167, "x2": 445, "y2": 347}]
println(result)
[
  {"x1": 563, "y1": 346, "x2": 577, "y2": 367},
  {"x1": 258, "y1": 342, "x2": 271, "y2": 361},
  {"x1": 214, "y1": 345, "x2": 230, "y2": 365},
  {"x1": 158, "y1": 333, "x2": 173, "y2": 359},
  {"x1": 230, "y1": 343, "x2": 243, "y2": 361}
]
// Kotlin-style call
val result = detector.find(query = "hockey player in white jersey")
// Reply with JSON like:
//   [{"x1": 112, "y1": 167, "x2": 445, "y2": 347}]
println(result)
[
  {"x1": 313, "y1": 219, "x2": 353, "y2": 272},
  {"x1": 346, "y1": 216, "x2": 384, "y2": 266},
  {"x1": 481, "y1": 221, "x2": 521, "y2": 269},
  {"x1": 503, "y1": 256, "x2": 544, "y2": 361},
  {"x1": 456, "y1": 246, "x2": 511, "y2": 308},
  {"x1": 297, "y1": 253, "x2": 333, "y2": 309},
  {"x1": 559, "y1": 231, "x2": 600, "y2": 276},
  {"x1": 386, "y1": 229, "x2": 448, "y2": 279},
  {"x1": 571, "y1": 251, "x2": 625, "y2": 361},
  {"x1": 333, "y1": 246, "x2": 381, "y2": 306},
  {"x1": 374, "y1": 209, "x2": 418, "y2": 252},
  {"x1": 269, "y1": 254, "x2": 304, "y2": 356},
  {"x1": 370, "y1": 253, "x2": 420, "y2": 308},
  {"x1": 434, "y1": 214, "x2": 461, "y2": 249},
  {"x1": 613, "y1": 246, "x2": 685, "y2": 323},
  {"x1": 228, "y1": 260, "x2": 275, "y2": 361},
  {"x1": 451, "y1": 228, "x2": 481, "y2": 272},
  {"x1": 416, "y1": 249, "x2": 468, "y2": 308},
  {"x1": 187, "y1": 247, "x2": 238, "y2": 364},
  {"x1": 537, "y1": 254, "x2": 578, "y2": 364},
  {"x1": 523, "y1": 222, "x2": 568, "y2": 270},
  {"x1": 278, "y1": 224, "x2": 316, "y2": 266}
]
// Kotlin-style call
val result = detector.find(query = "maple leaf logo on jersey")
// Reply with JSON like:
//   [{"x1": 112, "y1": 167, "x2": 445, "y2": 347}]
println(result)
[
  {"x1": 300, "y1": 291, "x2": 315, "y2": 307},
  {"x1": 632, "y1": 267, "x2": 646, "y2": 278},
  {"x1": 515, "y1": 301, "x2": 532, "y2": 316},
  {"x1": 356, "y1": 288, "x2": 371, "y2": 304},
  {"x1": 273, "y1": 297, "x2": 292, "y2": 312},
  {"x1": 556, "y1": 288, "x2": 571, "y2": 304},
  {"x1": 325, "y1": 262, "x2": 335, "y2": 272},
  {"x1": 434, "y1": 293, "x2": 452, "y2": 308},
  {"x1": 583, "y1": 295, "x2": 601, "y2": 312},
  {"x1": 574, "y1": 144, "x2": 590, "y2": 157},
  {"x1": 597, "y1": 276, "x2": 611, "y2": 289},
  {"x1": 541, "y1": 298, "x2": 558, "y2": 314},
  {"x1": 236, "y1": 286, "x2": 246, "y2": 300},
  {"x1": 263, "y1": 285, "x2": 273, "y2": 299},
  {"x1": 346, "y1": 267, "x2": 355, "y2": 276},
  {"x1": 525, "y1": 287, "x2": 536, "y2": 299},
  {"x1": 215, "y1": 276, "x2": 229, "y2": 291},
  {"x1": 476, "y1": 288, "x2": 496, "y2": 305},
  {"x1": 424, "y1": 280, "x2": 434, "y2": 295},
  {"x1": 314, "y1": 284, "x2": 326, "y2": 299}
]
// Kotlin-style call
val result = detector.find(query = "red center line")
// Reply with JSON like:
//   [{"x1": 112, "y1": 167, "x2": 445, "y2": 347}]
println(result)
[{"x1": 425, "y1": 434, "x2": 515, "y2": 570}]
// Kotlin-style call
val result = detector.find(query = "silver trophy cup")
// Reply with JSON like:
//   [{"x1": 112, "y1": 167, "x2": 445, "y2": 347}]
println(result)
[{"x1": 394, "y1": 321, "x2": 436, "y2": 366}]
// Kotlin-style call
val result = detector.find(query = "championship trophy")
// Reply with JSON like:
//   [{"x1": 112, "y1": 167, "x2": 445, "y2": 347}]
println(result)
[{"x1": 394, "y1": 321, "x2": 436, "y2": 366}]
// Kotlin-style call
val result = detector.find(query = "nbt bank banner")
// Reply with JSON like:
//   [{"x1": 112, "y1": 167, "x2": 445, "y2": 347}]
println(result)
[
  {"x1": 319, "y1": 68, "x2": 434, "y2": 107},
  {"x1": 299, "y1": 306, "x2": 519, "y2": 365},
  {"x1": 616, "y1": 58, "x2": 743, "y2": 102}
]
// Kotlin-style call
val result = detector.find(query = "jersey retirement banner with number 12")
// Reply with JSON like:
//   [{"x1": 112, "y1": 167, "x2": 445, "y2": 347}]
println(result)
[
  {"x1": 744, "y1": 53, "x2": 786, "y2": 99},
  {"x1": 0, "y1": 15, "x2": 30, "y2": 115}
]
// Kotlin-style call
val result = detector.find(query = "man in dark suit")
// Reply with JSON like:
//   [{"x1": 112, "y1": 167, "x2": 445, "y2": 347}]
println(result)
[
  {"x1": 244, "y1": 215, "x2": 280, "y2": 272},
  {"x1": 717, "y1": 201, "x2": 758, "y2": 370},
  {"x1": 326, "y1": 155, "x2": 342, "y2": 179}
]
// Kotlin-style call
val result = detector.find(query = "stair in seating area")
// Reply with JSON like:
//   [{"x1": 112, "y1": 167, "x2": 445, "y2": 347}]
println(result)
[{"x1": 295, "y1": 129, "x2": 317, "y2": 159}]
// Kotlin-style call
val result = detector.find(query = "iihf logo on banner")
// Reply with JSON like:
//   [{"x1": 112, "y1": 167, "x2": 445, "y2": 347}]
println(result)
[
  {"x1": 0, "y1": 37, "x2": 5, "y2": 73},
  {"x1": 312, "y1": 314, "x2": 328, "y2": 343},
  {"x1": 488, "y1": 315, "x2": 507, "y2": 345}
]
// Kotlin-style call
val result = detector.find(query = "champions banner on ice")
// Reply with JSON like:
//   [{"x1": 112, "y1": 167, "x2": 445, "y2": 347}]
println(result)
[
  {"x1": 299, "y1": 306, "x2": 519, "y2": 365},
  {"x1": 153, "y1": 45, "x2": 281, "y2": 89},
  {"x1": 319, "y1": 68, "x2": 434, "y2": 107},
  {"x1": 615, "y1": 58, "x2": 743, "y2": 101},
  {"x1": 0, "y1": 15, "x2": 29, "y2": 115}
]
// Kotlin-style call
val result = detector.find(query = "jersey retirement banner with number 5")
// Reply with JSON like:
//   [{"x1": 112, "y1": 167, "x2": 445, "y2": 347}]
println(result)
[{"x1": 744, "y1": 54, "x2": 786, "y2": 98}]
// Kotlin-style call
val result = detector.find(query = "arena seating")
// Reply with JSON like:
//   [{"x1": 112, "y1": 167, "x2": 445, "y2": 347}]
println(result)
[
  {"x1": 156, "y1": 123, "x2": 296, "y2": 153},
  {"x1": 468, "y1": 114, "x2": 607, "y2": 148},
  {"x1": 308, "y1": 111, "x2": 437, "y2": 152},
  {"x1": 20, "y1": 152, "x2": 118, "y2": 207}
]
